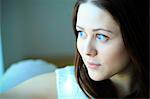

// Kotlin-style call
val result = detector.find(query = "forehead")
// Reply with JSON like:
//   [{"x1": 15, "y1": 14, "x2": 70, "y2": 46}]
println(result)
[{"x1": 76, "y1": 3, "x2": 119, "y2": 31}]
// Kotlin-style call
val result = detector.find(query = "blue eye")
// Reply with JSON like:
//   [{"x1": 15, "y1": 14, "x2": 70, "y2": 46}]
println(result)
[
  {"x1": 78, "y1": 31, "x2": 86, "y2": 38},
  {"x1": 97, "y1": 34, "x2": 109, "y2": 42}
]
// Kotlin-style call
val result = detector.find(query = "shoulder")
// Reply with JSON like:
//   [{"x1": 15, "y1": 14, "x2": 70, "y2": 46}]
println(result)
[
  {"x1": 56, "y1": 66, "x2": 87, "y2": 98},
  {"x1": 55, "y1": 66, "x2": 74, "y2": 75},
  {"x1": 1, "y1": 66, "x2": 87, "y2": 99},
  {"x1": 1, "y1": 72, "x2": 57, "y2": 99}
]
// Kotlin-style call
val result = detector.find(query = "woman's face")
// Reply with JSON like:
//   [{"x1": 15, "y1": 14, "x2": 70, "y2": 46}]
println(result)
[{"x1": 76, "y1": 3, "x2": 130, "y2": 81}]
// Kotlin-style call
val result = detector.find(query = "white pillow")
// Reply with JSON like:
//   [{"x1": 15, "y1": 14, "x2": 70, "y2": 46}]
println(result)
[{"x1": 0, "y1": 59, "x2": 57, "y2": 92}]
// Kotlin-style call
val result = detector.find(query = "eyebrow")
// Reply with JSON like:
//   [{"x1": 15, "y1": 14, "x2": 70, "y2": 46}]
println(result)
[{"x1": 76, "y1": 26, "x2": 113, "y2": 33}]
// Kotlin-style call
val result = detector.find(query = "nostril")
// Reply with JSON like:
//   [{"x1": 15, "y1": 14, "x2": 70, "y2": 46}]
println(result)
[{"x1": 86, "y1": 49, "x2": 97, "y2": 57}]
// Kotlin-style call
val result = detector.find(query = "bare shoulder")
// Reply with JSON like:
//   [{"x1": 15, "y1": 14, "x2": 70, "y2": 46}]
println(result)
[{"x1": 1, "y1": 72, "x2": 57, "y2": 99}]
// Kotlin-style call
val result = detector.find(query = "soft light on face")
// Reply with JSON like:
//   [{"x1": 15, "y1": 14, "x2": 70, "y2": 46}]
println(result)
[{"x1": 76, "y1": 3, "x2": 130, "y2": 81}]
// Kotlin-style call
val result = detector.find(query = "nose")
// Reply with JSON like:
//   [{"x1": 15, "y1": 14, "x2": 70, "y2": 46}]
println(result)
[
  {"x1": 86, "y1": 49, "x2": 97, "y2": 57},
  {"x1": 84, "y1": 39, "x2": 97, "y2": 57}
]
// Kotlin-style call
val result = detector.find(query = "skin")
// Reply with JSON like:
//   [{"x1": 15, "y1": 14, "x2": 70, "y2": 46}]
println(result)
[
  {"x1": 76, "y1": 2, "x2": 132, "y2": 97},
  {"x1": 0, "y1": 72, "x2": 57, "y2": 99}
]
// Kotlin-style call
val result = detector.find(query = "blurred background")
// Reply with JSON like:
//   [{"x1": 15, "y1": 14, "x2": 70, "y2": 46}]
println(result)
[{"x1": 0, "y1": 0, "x2": 76, "y2": 75}]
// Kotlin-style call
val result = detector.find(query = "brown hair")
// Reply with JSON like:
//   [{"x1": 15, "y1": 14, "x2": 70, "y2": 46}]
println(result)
[{"x1": 72, "y1": 0, "x2": 149, "y2": 98}]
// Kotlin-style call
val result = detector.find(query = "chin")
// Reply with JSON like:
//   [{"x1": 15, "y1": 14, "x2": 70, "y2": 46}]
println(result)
[{"x1": 88, "y1": 71, "x2": 106, "y2": 81}]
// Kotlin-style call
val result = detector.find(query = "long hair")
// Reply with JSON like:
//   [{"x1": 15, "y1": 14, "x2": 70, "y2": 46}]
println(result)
[{"x1": 72, "y1": 0, "x2": 149, "y2": 98}]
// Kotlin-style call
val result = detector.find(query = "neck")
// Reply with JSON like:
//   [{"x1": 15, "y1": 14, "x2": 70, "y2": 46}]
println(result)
[{"x1": 110, "y1": 63, "x2": 133, "y2": 97}]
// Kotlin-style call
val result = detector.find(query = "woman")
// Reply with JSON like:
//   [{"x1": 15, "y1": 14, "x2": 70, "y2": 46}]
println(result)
[
  {"x1": 73, "y1": 0, "x2": 149, "y2": 98},
  {"x1": 1, "y1": 0, "x2": 149, "y2": 98}
]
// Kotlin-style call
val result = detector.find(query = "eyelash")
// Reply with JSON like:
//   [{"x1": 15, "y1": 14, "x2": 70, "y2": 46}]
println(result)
[
  {"x1": 78, "y1": 31, "x2": 86, "y2": 38},
  {"x1": 96, "y1": 34, "x2": 109, "y2": 42},
  {"x1": 77, "y1": 31, "x2": 110, "y2": 42}
]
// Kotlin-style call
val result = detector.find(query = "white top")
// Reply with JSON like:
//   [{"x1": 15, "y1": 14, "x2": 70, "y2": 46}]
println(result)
[{"x1": 55, "y1": 66, "x2": 87, "y2": 99}]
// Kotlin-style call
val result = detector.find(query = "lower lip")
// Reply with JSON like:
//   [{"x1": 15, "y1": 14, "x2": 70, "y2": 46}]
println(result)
[{"x1": 87, "y1": 62, "x2": 101, "y2": 69}]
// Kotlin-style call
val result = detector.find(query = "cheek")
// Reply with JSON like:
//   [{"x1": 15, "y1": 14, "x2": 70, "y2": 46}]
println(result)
[
  {"x1": 110, "y1": 47, "x2": 129, "y2": 64},
  {"x1": 103, "y1": 40, "x2": 130, "y2": 70},
  {"x1": 77, "y1": 39, "x2": 83, "y2": 55}
]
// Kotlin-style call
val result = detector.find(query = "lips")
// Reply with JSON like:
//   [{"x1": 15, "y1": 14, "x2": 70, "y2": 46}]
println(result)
[{"x1": 87, "y1": 61, "x2": 101, "y2": 69}]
